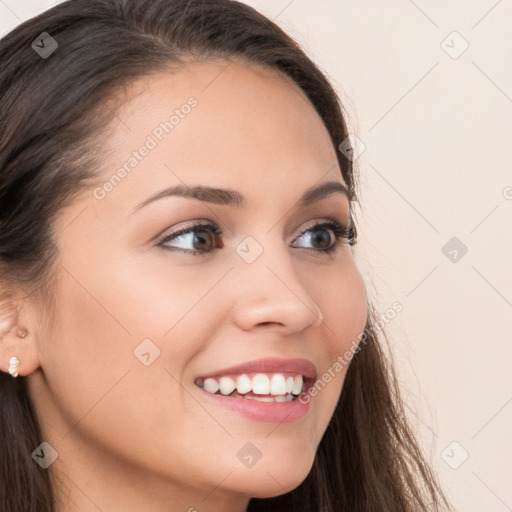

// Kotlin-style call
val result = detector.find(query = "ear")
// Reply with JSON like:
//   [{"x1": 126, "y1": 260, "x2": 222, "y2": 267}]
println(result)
[{"x1": 0, "y1": 287, "x2": 41, "y2": 377}]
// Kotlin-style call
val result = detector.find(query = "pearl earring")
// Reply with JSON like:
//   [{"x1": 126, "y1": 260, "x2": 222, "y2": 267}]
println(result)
[{"x1": 8, "y1": 356, "x2": 20, "y2": 377}]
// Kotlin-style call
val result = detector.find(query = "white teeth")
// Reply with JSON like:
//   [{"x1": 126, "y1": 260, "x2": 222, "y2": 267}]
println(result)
[
  {"x1": 245, "y1": 395, "x2": 274, "y2": 402},
  {"x1": 291, "y1": 375, "x2": 303, "y2": 395},
  {"x1": 286, "y1": 376, "x2": 294, "y2": 394},
  {"x1": 203, "y1": 378, "x2": 219, "y2": 394},
  {"x1": 236, "y1": 374, "x2": 252, "y2": 394},
  {"x1": 244, "y1": 393, "x2": 295, "y2": 403},
  {"x1": 270, "y1": 374, "x2": 287, "y2": 395},
  {"x1": 219, "y1": 376, "x2": 236, "y2": 395},
  {"x1": 252, "y1": 373, "x2": 270, "y2": 394},
  {"x1": 196, "y1": 372, "x2": 306, "y2": 397},
  {"x1": 275, "y1": 394, "x2": 294, "y2": 402}
]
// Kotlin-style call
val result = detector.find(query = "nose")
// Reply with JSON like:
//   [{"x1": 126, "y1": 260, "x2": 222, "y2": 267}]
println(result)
[{"x1": 228, "y1": 242, "x2": 323, "y2": 335}]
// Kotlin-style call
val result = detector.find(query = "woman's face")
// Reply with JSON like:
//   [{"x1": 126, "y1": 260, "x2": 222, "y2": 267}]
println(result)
[{"x1": 26, "y1": 59, "x2": 368, "y2": 511}]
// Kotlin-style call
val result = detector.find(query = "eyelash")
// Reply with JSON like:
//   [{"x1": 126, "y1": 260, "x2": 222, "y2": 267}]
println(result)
[{"x1": 157, "y1": 219, "x2": 357, "y2": 257}]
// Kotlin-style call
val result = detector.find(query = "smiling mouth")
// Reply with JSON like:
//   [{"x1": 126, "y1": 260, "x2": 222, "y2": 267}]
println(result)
[{"x1": 194, "y1": 372, "x2": 311, "y2": 403}]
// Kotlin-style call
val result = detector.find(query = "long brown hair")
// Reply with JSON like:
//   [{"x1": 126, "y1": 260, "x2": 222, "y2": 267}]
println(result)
[{"x1": 0, "y1": 1, "x2": 453, "y2": 510}]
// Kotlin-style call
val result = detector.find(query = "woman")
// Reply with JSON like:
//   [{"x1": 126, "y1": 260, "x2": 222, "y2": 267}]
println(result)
[{"x1": 0, "y1": 0, "x2": 453, "y2": 510}]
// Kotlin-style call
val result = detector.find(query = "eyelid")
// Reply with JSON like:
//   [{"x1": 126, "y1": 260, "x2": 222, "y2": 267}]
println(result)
[
  {"x1": 156, "y1": 216, "x2": 349, "y2": 240},
  {"x1": 155, "y1": 219, "x2": 219, "y2": 241},
  {"x1": 293, "y1": 216, "x2": 346, "y2": 235},
  {"x1": 292, "y1": 218, "x2": 355, "y2": 245},
  {"x1": 155, "y1": 215, "x2": 355, "y2": 254}
]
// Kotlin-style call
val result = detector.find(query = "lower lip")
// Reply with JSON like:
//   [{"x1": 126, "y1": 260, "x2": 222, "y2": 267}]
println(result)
[{"x1": 195, "y1": 387, "x2": 312, "y2": 423}]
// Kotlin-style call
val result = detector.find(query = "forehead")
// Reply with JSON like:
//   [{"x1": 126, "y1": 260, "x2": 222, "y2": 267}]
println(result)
[{"x1": 92, "y1": 58, "x2": 347, "y2": 208}]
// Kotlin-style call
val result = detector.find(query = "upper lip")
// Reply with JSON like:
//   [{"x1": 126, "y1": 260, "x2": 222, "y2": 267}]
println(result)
[{"x1": 196, "y1": 357, "x2": 317, "y2": 380}]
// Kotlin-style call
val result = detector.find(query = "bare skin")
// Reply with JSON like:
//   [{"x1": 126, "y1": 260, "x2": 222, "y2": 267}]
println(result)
[{"x1": 0, "y1": 58, "x2": 368, "y2": 512}]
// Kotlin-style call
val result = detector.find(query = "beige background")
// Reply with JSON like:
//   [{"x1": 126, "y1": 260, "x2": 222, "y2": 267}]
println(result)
[{"x1": 2, "y1": 1, "x2": 511, "y2": 510}]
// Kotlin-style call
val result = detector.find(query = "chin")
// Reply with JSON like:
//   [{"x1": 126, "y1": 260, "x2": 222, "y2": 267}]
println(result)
[
  {"x1": 245, "y1": 474, "x2": 309, "y2": 499},
  {"x1": 228, "y1": 458, "x2": 314, "y2": 498}
]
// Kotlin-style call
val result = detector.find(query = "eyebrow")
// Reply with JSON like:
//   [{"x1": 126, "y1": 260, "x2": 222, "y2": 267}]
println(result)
[{"x1": 130, "y1": 180, "x2": 350, "y2": 214}]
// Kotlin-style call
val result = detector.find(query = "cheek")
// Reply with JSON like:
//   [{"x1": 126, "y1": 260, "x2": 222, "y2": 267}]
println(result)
[
  {"x1": 39, "y1": 266, "x2": 200, "y2": 470},
  {"x1": 295, "y1": 258, "x2": 367, "y2": 437},
  {"x1": 313, "y1": 259, "x2": 368, "y2": 352},
  {"x1": 106, "y1": 251, "x2": 231, "y2": 336}
]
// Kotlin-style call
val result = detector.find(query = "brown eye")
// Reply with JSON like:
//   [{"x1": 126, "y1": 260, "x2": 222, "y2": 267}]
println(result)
[
  {"x1": 292, "y1": 220, "x2": 355, "y2": 255},
  {"x1": 309, "y1": 228, "x2": 332, "y2": 250},
  {"x1": 190, "y1": 229, "x2": 214, "y2": 250},
  {"x1": 158, "y1": 222, "x2": 223, "y2": 255}
]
